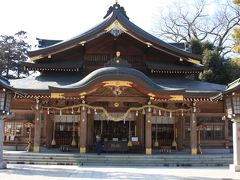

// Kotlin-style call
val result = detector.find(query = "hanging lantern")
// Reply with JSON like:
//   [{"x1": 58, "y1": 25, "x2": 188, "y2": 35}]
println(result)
[
  {"x1": 60, "y1": 109, "x2": 62, "y2": 116},
  {"x1": 0, "y1": 80, "x2": 14, "y2": 115},
  {"x1": 169, "y1": 111, "x2": 172, "y2": 118},
  {"x1": 71, "y1": 107, "x2": 74, "y2": 114},
  {"x1": 47, "y1": 108, "x2": 50, "y2": 115},
  {"x1": 142, "y1": 108, "x2": 145, "y2": 115},
  {"x1": 94, "y1": 108, "x2": 97, "y2": 115},
  {"x1": 181, "y1": 109, "x2": 184, "y2": 117}
]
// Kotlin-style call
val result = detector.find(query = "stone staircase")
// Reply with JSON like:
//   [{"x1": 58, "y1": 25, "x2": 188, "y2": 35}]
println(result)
[{"x1": 3, "y1": 152, "x2": 233, "y2": 167}]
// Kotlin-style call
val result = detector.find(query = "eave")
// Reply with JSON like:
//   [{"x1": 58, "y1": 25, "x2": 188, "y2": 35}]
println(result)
[
  {"x1": 21, "y1": 61, "x2": 83, "y2": 72},
  {"x1": 146, "y1": 61, "x2": 205, "y2": 74},
  {"x1": 28, "y1": 5, "x2": 202, "y2": 66}
]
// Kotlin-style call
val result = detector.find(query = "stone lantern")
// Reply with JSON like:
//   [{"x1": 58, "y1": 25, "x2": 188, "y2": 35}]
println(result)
[
  {"x1": 0, "y1": 76, "x2": 14, "y2": 169},
  {"x1": 222, "y1": 78, "x2": 240, "y2": 172}
]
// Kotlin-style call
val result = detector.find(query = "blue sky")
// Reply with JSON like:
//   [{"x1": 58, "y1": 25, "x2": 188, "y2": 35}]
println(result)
[{"x1": 0, "y1": 0, "x2": 219, "y2": 46}]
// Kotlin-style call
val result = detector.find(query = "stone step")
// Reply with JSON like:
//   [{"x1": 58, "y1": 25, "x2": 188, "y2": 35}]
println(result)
[
  {"x1": 5, "y1": 160, "x2": 230, "y2": 167},
  {"x1": 4, "y1": 153, "x2": 233, "y2": 158},
  {"x1": 3, "y1": 152, "x2": 233, "y2": 167},
  {"x1": 4, "y1": 156, "x2": 233, "y2": 163}
]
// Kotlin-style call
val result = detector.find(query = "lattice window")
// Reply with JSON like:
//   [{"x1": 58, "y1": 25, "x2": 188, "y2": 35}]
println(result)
[
  {"x1": 0, "y1": 93, "x2": 5, "y2": 110},
  {"x1": 200, "y1": 125, "x2": 224, "y2": 140},
  {"x1": 233, "y1": 97, "x2": 240, "y2": 114},
  {"x1": 4, "y1": 121, "x2": 27, "y2": 141}
]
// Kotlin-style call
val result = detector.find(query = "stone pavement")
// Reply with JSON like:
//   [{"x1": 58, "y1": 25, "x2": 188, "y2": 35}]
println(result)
[{"x1": 0, "y1": 164, "x2": 239, "y2": 180}]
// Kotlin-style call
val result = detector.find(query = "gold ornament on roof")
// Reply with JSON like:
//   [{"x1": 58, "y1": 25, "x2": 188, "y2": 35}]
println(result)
[
  {"x1": 105, "y1": 20, "x2": 128, "y2": 36},
  {"x1": 31, "y1": 55, "x2": 43, "y2": 61},
  {"x1": 103, "y1": 80, "x2": 132, "y2": 87},
  {"x1": 51, "y1": 93, "x2": 65, "y2": 99},
  {"x1": 169, "y1": 95, "x2": 184, "y2": 101}
]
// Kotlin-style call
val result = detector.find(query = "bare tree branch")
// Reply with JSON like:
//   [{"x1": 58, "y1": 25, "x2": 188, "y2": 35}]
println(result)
[{"x1": 153, "y1": 0, "x2": 240, "y2": 57}]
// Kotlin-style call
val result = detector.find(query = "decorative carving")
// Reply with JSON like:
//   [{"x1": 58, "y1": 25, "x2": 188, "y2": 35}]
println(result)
[
  {"x1": 51, "y1": 93, "x2": 65, "y2": 99},
  {"x1": 169, "y1": 95, "x2": 184, "y2": 101},
  {"x1": 112, "y1": 86, "x2": 123, "y2": 96},
  {"x1": 148, "y1": 93, "x2": 156, "y2": 98},
  {"x1": 110, "y1": 26, "x2": 124, "y2": 37},
  {"x1": 187, "y1": 58, "x2": 201, "y2": 65},
  {"x1": 31, "y1": 55, "x2": 43, "y2": 61},
  {"x1": 105, "y1": 20, "x2": 127, "y2": 34},
  {"x1": 103, "y1": 80, "x2": 132, "y2": 87}
]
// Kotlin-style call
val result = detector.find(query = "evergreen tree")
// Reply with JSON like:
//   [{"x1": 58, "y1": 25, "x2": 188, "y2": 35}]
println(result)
[
  {"x1": 232, "y1": 0, "x2": 240, "y2": 53},
  {"x1": 0, "y1": 31, "x2": 30, "y2": 78}
]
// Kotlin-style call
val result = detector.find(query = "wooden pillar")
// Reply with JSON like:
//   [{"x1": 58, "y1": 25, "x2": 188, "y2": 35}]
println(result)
[
  {"x1": 0, "y1": 116, "x2": 6, "y2": 169},
  {"x1": 138, "y1": 115, "x2": 144, "y2": 146},
  {"x1": 46, "y1": 114, "x2": 54, "y2": 148},
  {"x1": 176, "y1": 116, "x2": 183, "y2": 150},
  {"x1": 145, "y1": 112, "x2": 152, "y2": 155},
  {"x1": 79, "y1": 108, "x2": 87, "y2": 154},
  {"x1": 87, "y1": 113, "x2": 94, "y2": 150},
  {"x1": 190, "y1": 102, "x2": 197, "y2": 155},
  {"x1": 230, "y1": 119, "x2": 240, "y2": 172},
  {"x1": 224, "y1": 119, "x2": 229, "y2": 148},
  {"x1": 33, "y1": 108, "x2": 41, "y2": 152}
]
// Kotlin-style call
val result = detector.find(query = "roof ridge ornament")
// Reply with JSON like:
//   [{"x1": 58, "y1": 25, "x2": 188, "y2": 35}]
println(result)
[{"x1": 103, "y1": 2, "x2": 129, "y2": 19}]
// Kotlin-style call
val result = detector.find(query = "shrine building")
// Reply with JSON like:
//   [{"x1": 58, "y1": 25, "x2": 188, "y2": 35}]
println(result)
[{"x1": 4, "y1": 2, "x2": 232, "y2": 155}]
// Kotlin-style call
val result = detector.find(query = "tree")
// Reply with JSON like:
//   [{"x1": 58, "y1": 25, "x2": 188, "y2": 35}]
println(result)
[
  {"x1": 0, "y1": 31, "x2": 30, "y2": 78},
  {"x1": 200, "y1": 49, "x2": 229, "y2": 84},
  {"x1": 188, "y1": 39, "x2": 228, "y2": 83},
  {"x1": 225, "y1": 0, "x2": 240, "y2": 83},
  {"x1": 154, "y1": 0, "x2": 240, "y2": 57},
  {"x1": 232, "y1": 0, "x2": 240, "y2": 53},
  {"x1": 225, "y1": 58, "x2": 240, "y2": 82}
]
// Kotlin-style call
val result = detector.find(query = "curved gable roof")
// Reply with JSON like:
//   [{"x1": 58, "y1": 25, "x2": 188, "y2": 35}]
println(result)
[
  {"x1": 49, "y1": 67, "x2": 185, "y2": 96},
  {"x1": 29, "y1": 3, "x2": 202, "y2": 63}
]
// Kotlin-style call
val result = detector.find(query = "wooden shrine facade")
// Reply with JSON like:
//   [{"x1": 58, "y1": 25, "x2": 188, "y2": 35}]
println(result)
[{"x1": 3, "y1": 2, "x2": 231, "y2": 155}]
